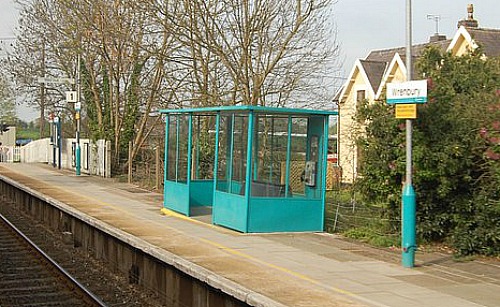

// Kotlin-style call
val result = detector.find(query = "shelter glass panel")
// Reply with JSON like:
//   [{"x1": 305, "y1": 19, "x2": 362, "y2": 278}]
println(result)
[
  {"x1": 231, "y1": 115, "x2": 248, "y2": 195},
  {"x1": 177, "y1": 115, "x2": 190, "y2": 182},
  {"x1": 250, "y1": 115, "x2": 290, "y2": 198},
  {"x1": 289, "y1": 117, "x2": 308, "y2": 196},
  {"x1": 192, "y1": 115, "x2": 216, "y2": 180},
  {"x1": 216, "y1": 114, "x2": 249, "y2": 196},
  {"x1": 166, "y1": 115, "x2": 177, "y2": 181},
  {"x1": 166, "y1": 115, "x2": 189, "y2": 182},
  {"x1": 216, "y1": 115, "x2": 230, "y2": 192}
]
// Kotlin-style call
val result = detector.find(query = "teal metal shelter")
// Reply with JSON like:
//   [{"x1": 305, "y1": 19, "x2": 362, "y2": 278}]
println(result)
[{"x1": 160, "y1": 105, "x2": 337, "y2": 233}]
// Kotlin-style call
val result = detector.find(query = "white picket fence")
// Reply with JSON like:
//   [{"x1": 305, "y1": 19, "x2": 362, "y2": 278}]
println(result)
[
  {"x1": 1, "y1": 138, "x2": 111, "y2": 178},
  {"x1": 0, "y1": 146, "x2": 21, "y2": 163}
]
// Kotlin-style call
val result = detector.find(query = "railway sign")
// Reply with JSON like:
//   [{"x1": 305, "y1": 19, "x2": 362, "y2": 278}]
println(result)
[
  {"x1": 37, "y1": 77, "x2": 75, "y2": 85},
  {"x1": 395, "y1": 104, "x2": 417, "y2": 119},
  {"x1": 387, "y1": 80, "x2": 427, "y2": 104},
  {"x1": 75, "y1": 101, "x2": 81, "y2": 112},
  {"x1": 66, "y1": 91, "x2": 77, "y2": 103}
]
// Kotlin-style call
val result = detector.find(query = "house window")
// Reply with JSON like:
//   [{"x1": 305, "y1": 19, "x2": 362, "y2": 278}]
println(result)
[{"x1": 356, "y1": 90, "x2": 366, "y2": 103}]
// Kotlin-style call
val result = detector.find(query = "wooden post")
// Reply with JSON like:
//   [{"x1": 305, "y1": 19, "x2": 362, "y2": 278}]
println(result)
[{"x1": 128, "y1": 141, "x2": 132, "y2": 184}]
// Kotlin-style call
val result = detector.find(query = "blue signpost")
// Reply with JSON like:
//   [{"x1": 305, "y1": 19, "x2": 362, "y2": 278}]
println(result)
[
  {"x1": 403, "y1": 0, "x2": 415, "y2": 269},
  {"x1": 387, "y1": 0, "x2": 425, "y2": 268},
  {"x1": 387, "y1": 77, "x2": 427, "y2": 267},
  {"x1": 387, "y1": 79, "x2": 426, "y2": 267},
  {"x1": 402, "y1": 184, "x2": 416, "y2": 266},
  {"x1": 385, "y1": 0, "x2": 428, "y2": 268}
]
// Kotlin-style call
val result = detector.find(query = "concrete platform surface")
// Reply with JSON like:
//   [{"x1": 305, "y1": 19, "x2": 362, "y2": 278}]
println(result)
[{"x1": 1, "y1": 163, "x2": 499, "y2": 307}]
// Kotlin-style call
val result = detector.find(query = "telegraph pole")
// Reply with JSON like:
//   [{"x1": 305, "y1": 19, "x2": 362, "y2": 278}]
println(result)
[{"x1": 75, "y1": 53, "x2": 82, "y2": 176}]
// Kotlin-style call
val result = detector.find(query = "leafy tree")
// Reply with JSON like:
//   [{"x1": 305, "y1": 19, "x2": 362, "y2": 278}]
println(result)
[{"x1": 355, "y1": 46, "x2": 500, "y2": 256}]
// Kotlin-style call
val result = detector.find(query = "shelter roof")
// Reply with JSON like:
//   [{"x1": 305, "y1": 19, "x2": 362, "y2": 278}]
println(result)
[{"x1": 160, "y1": 105, "x2": 338, "y2": 116}]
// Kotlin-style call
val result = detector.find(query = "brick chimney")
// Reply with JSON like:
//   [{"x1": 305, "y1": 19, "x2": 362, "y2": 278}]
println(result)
[
  {"x1": 429, "y1": 34, "x2": 447, "y2": 43},
  {"x1": 427, "y1": 14, "x2": 447, "y2": 42},
  {"x1": 457, "y1": 4, "x2": 479, "y2": 28}
]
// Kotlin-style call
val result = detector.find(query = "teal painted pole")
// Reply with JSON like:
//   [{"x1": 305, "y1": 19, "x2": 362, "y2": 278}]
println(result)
[
  {"x1": 187, "y1": 114, "x2": 193, "y2": 184},
  {"x1": 284, "y1": 116, "x2": 292, "y2": 197},
  {"x1": 402, "y1": 0, "x2": 417, "y2": 268},
  {"x1": 244, "y1": 111, "x2": 254, "y2": 232},
  {"x1": 57, "y1": 118, "x2": 62, "y2": 170},
  {"x1": 175, "y1": 115, "x2": 180, "y2": 182},
  {"x1": 321, "y1": 116, "x2": 329, "y2": 229},
  {"x1": 212, "y1": 113, "x2": 220, "y2": 224},
  {"x1": 52, "y1": 122, "x2": 56, "y2": 168},
  {"x1": 245, "y1": 112, "x2": 254, "y2": 196},
  {"x1": 75, "y1": 144, "x2": 81, "y2": 175},
  {"x1": 228, "y1": 115, "x2": 235, "y2": 193},
  {"x1": 75, "y1": 53, "x2": 82, "y2": 176},
  {"x1": 164, "y1": 115, "x2": 169, "y2": 201},
  {"x1": 195, "y1": 116, "x2": 201, "y2": 179},
  {"x1": 402, "y1": 184, "x2": 416, "y2": 267}
]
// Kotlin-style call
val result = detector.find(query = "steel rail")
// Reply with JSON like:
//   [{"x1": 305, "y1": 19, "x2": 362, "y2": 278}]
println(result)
[{"x1": 0, "y1": 212, "x2": 107, "y2": 307}]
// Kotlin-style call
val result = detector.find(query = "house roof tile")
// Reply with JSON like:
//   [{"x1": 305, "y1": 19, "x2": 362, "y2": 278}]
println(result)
[
  {"x1": 339, "y1": 25, "x2": 500, "y2": 104},
  {"x1": 366, "y1": 39, "x2": 450, "y2": 62},
  {"x1": 364, "y1": 39, "x2": 451, "y2": 80},
  {"x1": 359, "y1": 60, "x2": 387, "y2": 94},
  {"x1": 468, "y1": 28, "x2": 500, "y2": 57}
]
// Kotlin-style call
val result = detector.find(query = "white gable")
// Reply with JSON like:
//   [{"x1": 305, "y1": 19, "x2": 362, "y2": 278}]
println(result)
[
  {"x1": 338, "y1": 59, "x2": 376, "y2": 103},
  {"x1": 375, "y1": 53, "x2": 407, "y2": 99},
  {"x1": 447, "y1": 26, "x2": 479, "y2": 55}
]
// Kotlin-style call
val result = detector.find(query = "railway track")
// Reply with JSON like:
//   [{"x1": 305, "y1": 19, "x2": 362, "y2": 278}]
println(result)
[{"x1": 0, "y1": 211, "x2": 107, "y2": 306}]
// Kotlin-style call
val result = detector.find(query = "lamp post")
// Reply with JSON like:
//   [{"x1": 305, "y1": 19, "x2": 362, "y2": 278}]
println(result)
[
  {"x1": 75, "y1": 53, "x2": 82, "y2": 176},
  {"x1": 402, "y1": 0, "x2": 417, "y2": 268}
]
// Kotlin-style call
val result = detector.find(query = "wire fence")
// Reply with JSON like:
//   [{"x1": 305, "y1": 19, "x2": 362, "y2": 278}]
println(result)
[
  {"x1": 131, "y1": 145, "x2": 164, "y2": 191},
  {"x1": 125, "y1": 140, "x2": 399, "y2": 244},
  {"x1": 124, "y1": 144, "x2": 163, "y2": 191},
  {"x1": 324, "y1": 188, "x2": 401, "y2": 244}
]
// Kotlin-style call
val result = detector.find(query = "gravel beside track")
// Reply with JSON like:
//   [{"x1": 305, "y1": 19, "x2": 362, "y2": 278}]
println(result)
[{"x1": 0, "y1": 196, "x2": 163, "y2": 306}]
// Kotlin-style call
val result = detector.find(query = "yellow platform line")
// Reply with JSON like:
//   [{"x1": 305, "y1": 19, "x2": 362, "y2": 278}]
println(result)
[{"x1": 72, "y1": 190, "x2": 372, "y2": 303}]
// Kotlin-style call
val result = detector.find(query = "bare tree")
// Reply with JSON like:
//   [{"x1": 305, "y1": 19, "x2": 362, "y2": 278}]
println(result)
[
  {"x1": 9, "y1": 0, "x2": 180, "y2": 169},
  {"x1": 7, "y1": 0, "x2": 340, "y2": 174},
  {"x1": 166, "y1": 0, "x2": 340, "y2": 107}
]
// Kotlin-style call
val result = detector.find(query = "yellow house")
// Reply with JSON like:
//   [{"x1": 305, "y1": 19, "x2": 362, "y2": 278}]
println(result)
[{"x1": 336, "y1": 4, "x2": 500, "y2": 183}]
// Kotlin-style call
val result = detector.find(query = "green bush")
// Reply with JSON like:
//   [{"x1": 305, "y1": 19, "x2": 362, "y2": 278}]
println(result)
[
  {"x1": 344, "y1": 227, "x2": 400, "y2": 248},
  {"x1": 355, "y1": 47, "x2": 500, "y2": 256}
]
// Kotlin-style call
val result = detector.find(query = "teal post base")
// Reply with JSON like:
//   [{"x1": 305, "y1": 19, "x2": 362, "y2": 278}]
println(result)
[
  {"x1": 76, "y1": 145, "x2": 81, "y2": 176},
  {"x1": 402, "y1": 184, "x2": 416, "y2": 267}
]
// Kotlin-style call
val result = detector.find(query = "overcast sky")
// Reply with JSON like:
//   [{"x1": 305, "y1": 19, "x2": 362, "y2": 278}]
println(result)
[
  {"x1": 2, "y1": 0, "x2": 500, "y2": 120},
  {"x1": 334, "y1": 0, "x2": 500, "y2": 77},
  {"x1": 0, "y1": 0, "x2": 17, "y2": 38}
]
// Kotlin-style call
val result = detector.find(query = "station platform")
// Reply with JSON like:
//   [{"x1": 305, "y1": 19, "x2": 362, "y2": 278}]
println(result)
[{"x1": 1, "y1": 163, "x2": 499, "y2": 307}]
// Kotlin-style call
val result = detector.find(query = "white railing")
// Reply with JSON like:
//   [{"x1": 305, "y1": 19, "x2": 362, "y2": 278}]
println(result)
[
  {"x1": 20, "y1": 138, "x2": 51, "y2": 163},
  {"x1": 1, "y1": 138, "x2": 111, "y2": 178},
  {"x1": 0, "y1": 145, "x2": 21, "y2": 163}
]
